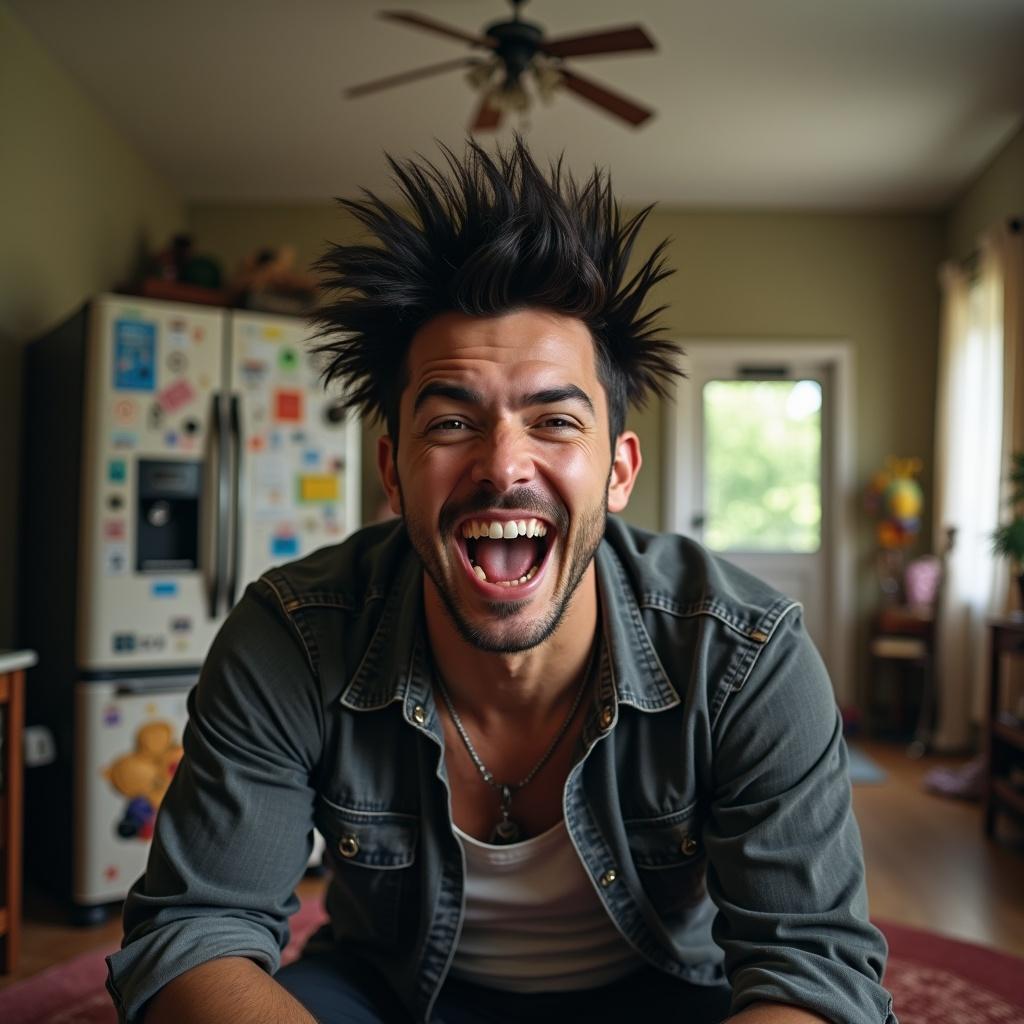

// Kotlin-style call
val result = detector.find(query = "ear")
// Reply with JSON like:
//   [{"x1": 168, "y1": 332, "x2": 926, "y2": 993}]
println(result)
[
  {"x1": 607, "y1": 431, "x2": 642, "y2": 513},
  {"x1": 376, "y1": 435, "x2": 403, "y2": 516}
]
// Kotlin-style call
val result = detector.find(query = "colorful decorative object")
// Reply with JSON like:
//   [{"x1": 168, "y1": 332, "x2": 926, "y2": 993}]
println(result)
[{"x1": 864, "y1": 456, "x2": 924, "y2": 549}]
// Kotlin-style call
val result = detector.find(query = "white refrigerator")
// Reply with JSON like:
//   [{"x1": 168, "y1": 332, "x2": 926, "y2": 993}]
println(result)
[{"x1": 22, "y1": 294, "x2": 359, "y2": 921}]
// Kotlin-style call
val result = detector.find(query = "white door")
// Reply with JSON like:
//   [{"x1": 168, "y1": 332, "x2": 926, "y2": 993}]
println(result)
[{"x1": 665, "y1": 343, "x2": 854, "y2": 702}]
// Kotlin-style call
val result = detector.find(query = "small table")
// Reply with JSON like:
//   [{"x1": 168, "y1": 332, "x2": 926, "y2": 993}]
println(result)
[
  {"x1": 0, "y1": 649, "x2": 36, "y2": 973},
  {"x1": 984, "y1": 618, "x2": 1024, "y2": 838}
]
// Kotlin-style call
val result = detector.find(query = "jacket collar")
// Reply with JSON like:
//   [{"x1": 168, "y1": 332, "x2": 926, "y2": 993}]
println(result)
[{"x1": 339, "y1": 525, "x2": 680, "y2": 714}]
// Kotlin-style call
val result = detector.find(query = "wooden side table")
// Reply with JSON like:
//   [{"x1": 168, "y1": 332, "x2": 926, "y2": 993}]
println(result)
[
  {"x1": 985, "y1": 618, "x2": 1024, "y2": 838},
  {"x1": 0, "y1": 649, "x2": 36, "y2": 974}
]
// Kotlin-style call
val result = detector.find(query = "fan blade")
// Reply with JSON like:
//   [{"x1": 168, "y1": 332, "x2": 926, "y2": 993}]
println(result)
[
  {"x1": 541, "y1": 25, "x2": 655, "y2": 59},
  {"x1": 470, "y1": 94, "x2": 503, "y2": 133},
  {"x1": 558, "y1": 68, "x2": 654, "y2": 126},
  {"x1": 380, "y1": 11, "x2": 496, "y2": 49},
  {"x1": 345, "y1": 58, "x2": 476, "y2": 98}
]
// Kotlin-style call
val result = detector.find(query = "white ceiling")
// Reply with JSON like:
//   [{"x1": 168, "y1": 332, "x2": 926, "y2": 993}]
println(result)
[{"x1": 11, "y1": 0, "x2": 1024, "y2": 210}]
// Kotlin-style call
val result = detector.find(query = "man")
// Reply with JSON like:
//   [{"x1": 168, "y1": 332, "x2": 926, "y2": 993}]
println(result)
[{"x1": 107, "y1": 141, "x2": 894, "y2": 1024}]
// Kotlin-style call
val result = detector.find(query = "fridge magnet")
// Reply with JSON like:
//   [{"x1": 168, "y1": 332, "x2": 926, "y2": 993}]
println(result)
[
  {"x1": 291, "y1": 429, "x2": 307, "y2": 444},
  {"x1": 112, "y1": 632, "x2": 136, "y2": 652},
  {"x1": 303, "y1": 448, "x2": 320, "y2": 466},
  {"x1": 241, "y1": 358, "x2": 268, "y2": 388},
  {"x1": 103, "y1": 720, "x2": 183, "y2": 841},
  {"x1": 114, "y1": 319, "x2": 157, "y2": 391},
  {"x1": 112, "y1": 431, "x2": 137, "y2": 449},
  {"x1": 104, "y1": 544, "x2": 127, "y2": 575},
  {"x1": 103, "y1": 519, "x2": 126, "y2": 540},
  {"x1": 271, "y1": 532, "x2": 299, "y2": 557},
  {"x1": 103, "y1": 706, "x2": 122, "y2": 727},
  {"x1": 114, "y1": 399, "x2": 137, "y2": 424},
  {"x1": 192, "y1": 326, "x2": 205, "y2": 343},
  {"x1": 164, "y1": 430, "x2": 179, "y2": 448},
  {"x1": 151, "y1": 581, "x2": 178, "y2": 598},
  {"x1": 167, "y1": 319, "x2": 189, "y2": 348},
  {"x1": 299, "y1": 473, "x2": 339, "y2": 503},
  {"x1": 158, "y1": 377, "x2": 195, "y2": 412},
  {"x1": 279, "y1": 347, "x2": 299, "y2": 371},
  {"x1": 108, "y1": 459, "x2": 127, "y2": 483},
  {"x1": 274, "y1": 389, "x2": 303, "y2": 422},
  {"x1": 167, "y1": 350, "x2": 188, "y2": 374},
  {"x1": 170, "y1": 616, "x2": 192, "y2": 633},
  {"x1": 261, "y1": 325, "x2": 284, "y2": 341}
]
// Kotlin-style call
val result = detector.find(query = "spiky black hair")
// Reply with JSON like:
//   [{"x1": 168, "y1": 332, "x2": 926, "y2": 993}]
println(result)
[{"x1": 311, "y1": 137, "x2": 681, "y2": 441}]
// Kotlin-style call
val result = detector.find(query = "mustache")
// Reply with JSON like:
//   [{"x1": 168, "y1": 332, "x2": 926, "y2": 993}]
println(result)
[{"x1": 439, "y1": 489, "x2": 569, "y2": 537}]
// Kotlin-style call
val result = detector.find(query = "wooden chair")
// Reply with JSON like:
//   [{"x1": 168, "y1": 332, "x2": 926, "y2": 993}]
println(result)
[{"x1": 867, "y1": 527, "x2": 956, "y2": 757}]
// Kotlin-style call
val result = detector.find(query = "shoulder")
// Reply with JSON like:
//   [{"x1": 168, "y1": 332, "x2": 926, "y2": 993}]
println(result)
[
  {"x1": 256, "y1": 518, "x2": 412, "y2": 614},
  {"x1": 601, "y1": 515, "x2": 797, "y2": 638}
]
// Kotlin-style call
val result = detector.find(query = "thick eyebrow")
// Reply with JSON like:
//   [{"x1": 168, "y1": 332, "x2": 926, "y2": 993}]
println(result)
[
  {"x1": 413, "y1": 382, "x2": 484, "y2": 414},
  {"x1": 412, "y1": 381, "x2": 595, "y2": 417},
  {"x1": 521, "y1": 385, "x2": 595, "y2": 417}
]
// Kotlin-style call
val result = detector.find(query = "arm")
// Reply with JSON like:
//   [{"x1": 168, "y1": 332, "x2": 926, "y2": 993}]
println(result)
[
  {"x1": 705, "y1": 606, "x2": 894, "y2": 1024},
  {"x1": 144, "y1": 957, "x2": 315, "y2": 1024},
  {"x1": 106, "y1": 581, "x2": 324, "y2": 1022},
  {"x1": 727, "y1": 1003, "x2": 830, "y2": 1023}
]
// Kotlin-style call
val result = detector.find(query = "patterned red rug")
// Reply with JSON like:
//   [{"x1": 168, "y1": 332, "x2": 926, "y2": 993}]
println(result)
[{"x1": 1, "y1": 902, "x2": 1021, "y2": 1023}]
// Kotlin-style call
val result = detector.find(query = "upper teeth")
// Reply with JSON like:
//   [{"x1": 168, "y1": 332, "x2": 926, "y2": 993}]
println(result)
[{"x1": 461, "y1": 518, "x2": 548, "y2": 540}]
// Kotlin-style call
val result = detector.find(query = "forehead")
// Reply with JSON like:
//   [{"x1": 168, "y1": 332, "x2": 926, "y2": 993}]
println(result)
[{"x1": 404, "y1": 309, "x2": 600, "y2": 399}]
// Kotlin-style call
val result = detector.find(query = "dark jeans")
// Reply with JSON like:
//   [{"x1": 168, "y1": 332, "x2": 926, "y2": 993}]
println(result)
[{"x1": 277, "y1": 949, "x2": 733, "y2": 1023}]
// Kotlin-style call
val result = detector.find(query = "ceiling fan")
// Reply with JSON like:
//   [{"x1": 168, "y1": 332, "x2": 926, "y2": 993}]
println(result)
[{"x1": 345, "y1": 0, "x2": 657, "y2": 132}]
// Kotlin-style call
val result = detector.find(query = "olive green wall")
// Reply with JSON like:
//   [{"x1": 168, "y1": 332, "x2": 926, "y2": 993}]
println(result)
[
  {"x1": 190, "y1": 201, "x2": 943, "y2": 543},
  {"x1": 945, "y1": 124, "x2": 1024, "y2": 260},
  {"x1": 0, "y1": 3, "x2": 186, "y2": 646}
]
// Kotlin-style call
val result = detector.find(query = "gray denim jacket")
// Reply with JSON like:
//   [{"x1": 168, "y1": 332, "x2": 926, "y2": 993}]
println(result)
[{"x1": 107, "y1": 516, "x2": 895, "y2": 1023}]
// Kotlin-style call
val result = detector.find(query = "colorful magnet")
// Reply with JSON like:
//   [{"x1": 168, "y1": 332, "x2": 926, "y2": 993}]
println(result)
[
  {"x1": 167, "y1": 350, "x2": 188, "y2": 373},
  {"x1": 262, "y1": 325, "x2": 283, "y2": 341},
  {"x1": 279, "y1": 347, "x2": 299, "y2": 371},
  {"x1": 112, "y1": 431, "x2": 137, "y2": 450},
  {"x1": 274, "y1": 390, "x2": 303, "y2": 422},
  {"x1": 104, "y1": 545, "x2": 127, "y2": 575},
  {"x1": 168, "y1": 320, "x2": 189, "y2": 348},
  {"x1": 164, "y1": 430, "x2": 178, "y2": 447},
  {"x1": 104, "y1": 865, "x2": 120, "y2": 881},
  {"x1": 113, "y1": 632, "x2": 136, "y2": 653},
  {"x1": 291, "y1": 430, "x2": 307, "y2": 444},
  {"x1": 302, "y1": 449, "x2": 320, "y2": 467},
  {"x1": 115, "y1": 399, "x2": 137, "y2": 424},
  {"x1": 103, "y1": 706, "x2": 121, "y2": 727},
  {"x1": 158, "y1": 377, "x2": 195, "y2": 412},
  {"x1": 271, "y1": 533, "x2": 299, "y2": 557},
  {"x1": 299, "y1": 474, "x2": 339, "y2": 503},
  {"x1": 248, "y1": 435, "x2": 266, "y2": 452},
  {"x1": 170, "y1": 616, "x2": 192, "y2": 633},
  {"x1": 104, "y1": 519, "x2": 126, "y2": 540},
  {"x1": 192, "y1": 326, "x2": 205, "y2": 342},
  {"x1": 114, "y1": 319, "x2": 157, "y2": 391},
  {"x1": 108, "y1": 459, "x2": 127, "y2": 483},
  {"x1": 241, "y1": 359, "x2": 268, "y2": 387},
  {"x1": 269, "y1": 431, "x2": 282, "y2": 449},
  {"x1": 151, "y1": 581, "x2": 178, "y2": 598}
]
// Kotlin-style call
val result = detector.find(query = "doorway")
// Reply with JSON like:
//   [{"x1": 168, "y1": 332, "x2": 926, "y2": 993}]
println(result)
[{"x1": 664, "y1": 342, "x2": 855, "y2": 704}]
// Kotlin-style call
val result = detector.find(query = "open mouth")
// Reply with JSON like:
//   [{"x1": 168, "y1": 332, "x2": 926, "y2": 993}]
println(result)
[{"x1": 457, "y1": 517, "x2": 553, "y2": 589}]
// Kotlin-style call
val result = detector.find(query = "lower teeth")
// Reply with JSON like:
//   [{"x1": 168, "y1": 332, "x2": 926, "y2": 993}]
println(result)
[{"x1": 471, "y1": 563, "x2": 539, "y2": 585}]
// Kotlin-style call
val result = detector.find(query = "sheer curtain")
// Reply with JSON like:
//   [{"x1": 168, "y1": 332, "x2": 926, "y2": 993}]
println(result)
[{"x1": 933, "y1": 223, "x2": 1023, "y2": 750}]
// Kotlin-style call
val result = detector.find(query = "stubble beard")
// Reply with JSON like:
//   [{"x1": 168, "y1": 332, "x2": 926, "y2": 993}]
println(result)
[{"x1": 400, "y1": 487, "x2": 609, "y2": 655}]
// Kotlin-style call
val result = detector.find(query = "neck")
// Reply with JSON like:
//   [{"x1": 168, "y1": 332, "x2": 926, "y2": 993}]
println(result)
[{"x1": 424, "y1": 566, "x2": 599, "y2": 722}]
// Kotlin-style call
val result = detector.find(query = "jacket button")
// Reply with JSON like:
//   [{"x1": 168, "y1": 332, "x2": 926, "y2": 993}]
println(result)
[
  {"x1": 749, "y1": 629, "x2": 769, "y2": 643},
  {"x1": 599, "y1": 868, "x2": 617, "y2": 887},
  {"x1": 680, "y1": 835, "x2": 698, "y2": 856},
  {"x1": 599, "y1": 705, "x2": 614, "y2": 729},
  {"x1": 412, "y1": 705, "x2": 427, "y2": 725},
  {"x1": 338, "y1": 834, "x2": 360, "y2": 858}
]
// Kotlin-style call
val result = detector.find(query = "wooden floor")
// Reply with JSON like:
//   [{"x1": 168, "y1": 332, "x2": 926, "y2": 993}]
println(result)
[{"x1": 2, "y1": 737, "x2": 1022, "y2": 990}]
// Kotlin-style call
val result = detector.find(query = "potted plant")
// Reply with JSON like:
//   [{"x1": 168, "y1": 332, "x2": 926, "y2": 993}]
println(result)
[{"x1": 992, "y1": 451, "x2": 1024, "y2": 609}]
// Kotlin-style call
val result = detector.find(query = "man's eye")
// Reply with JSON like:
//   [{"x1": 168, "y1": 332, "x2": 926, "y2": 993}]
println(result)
[
  {"x1": 431, "y1": 418, "x2": 468, "y2": 431},
  {"x1": 539, "y1": 417, "x2": 575, "y2": 429}
]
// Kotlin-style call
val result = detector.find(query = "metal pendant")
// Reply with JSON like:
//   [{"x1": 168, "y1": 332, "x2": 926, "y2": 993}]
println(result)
[
  {"x1": 489, "y1": 783, "x2": 522, "y2": 844},
  {"x1": 490, "y1": 817, "x2": 522, "y2": 845}
]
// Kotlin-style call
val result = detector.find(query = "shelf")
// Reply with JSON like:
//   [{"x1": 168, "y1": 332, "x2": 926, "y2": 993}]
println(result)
[
  {"x1": 993, "y1": 720, "x2": 1024, "y2": 753},
  {"x1": 992, "y1": 778, "x2": 1024, "y2": 818}
]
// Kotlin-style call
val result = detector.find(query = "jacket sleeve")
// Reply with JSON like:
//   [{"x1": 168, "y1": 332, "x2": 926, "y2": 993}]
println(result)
[
  {"x1": 106, "y1": 580, "x2": 324, "y2": 1022},
  {"x1": 703, "y1": 605, "x2": 897, "y2": 1024}
]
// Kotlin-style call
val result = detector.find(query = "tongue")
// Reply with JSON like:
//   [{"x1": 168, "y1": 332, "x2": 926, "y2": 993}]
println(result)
[{"x1": 474, "y1": 538, "x2": 537, "y2": 582}]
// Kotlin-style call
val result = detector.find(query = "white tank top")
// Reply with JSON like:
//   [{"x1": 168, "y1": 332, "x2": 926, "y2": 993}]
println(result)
[{"x1": 450, "y1": 819, "x2": 643, "y2": 992}]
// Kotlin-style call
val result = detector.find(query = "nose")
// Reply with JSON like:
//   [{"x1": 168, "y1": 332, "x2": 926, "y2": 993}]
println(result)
[{"x1": 470, "y1": 422, "x2": 535, "y2": 492}]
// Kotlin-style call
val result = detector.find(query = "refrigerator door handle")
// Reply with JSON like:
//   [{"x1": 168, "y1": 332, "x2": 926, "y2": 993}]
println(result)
[
  {"x1": 225, "y1": 393, "x2": 244, "y2": 609},
  {"x1": 201, "y1": 391, "x2": 224, "y2": 619}
]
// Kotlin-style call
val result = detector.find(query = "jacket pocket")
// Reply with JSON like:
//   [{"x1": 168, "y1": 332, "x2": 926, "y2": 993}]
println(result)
[
  {"x1": 624, "y1": 803, "x2": 707, "y2": 914},
  {"x1": 314, "y1": 796, "x2": 419, "y2": 947}
]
